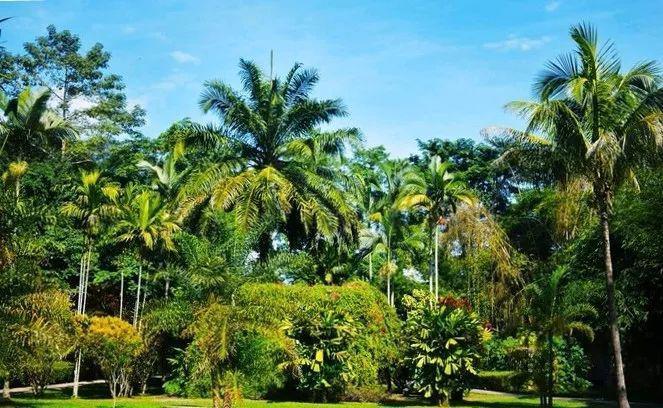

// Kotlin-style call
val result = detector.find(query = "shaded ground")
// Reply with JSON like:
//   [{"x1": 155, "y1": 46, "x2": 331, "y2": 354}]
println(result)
[{"x1": 0, "y1": 382, "x2": 656, "y2": 408}]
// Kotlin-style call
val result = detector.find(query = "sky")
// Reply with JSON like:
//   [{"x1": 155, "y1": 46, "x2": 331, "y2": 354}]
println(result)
[{"x1": 1, "y1": 0, "x2": 662, "y2": 157}]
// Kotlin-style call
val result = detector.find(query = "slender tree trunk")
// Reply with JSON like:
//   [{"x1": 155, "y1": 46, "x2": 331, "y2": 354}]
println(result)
[
  {"x1": 386, "y1": 274, "x2": 391, "y2": 306},
  {"x1": 139, "y1": 272, "x2": 149, "y2": 329},
  {"x1": 82, "y1": 243, "x2": 92, "y2": 313},
  {"x1": 72, "y1": 351, "x2": 82, "y2": 398},
  {"x1": 600, "y1": 208, "x2": 630, "y2": 408},
  {"x1": 547, "y1": 333, "x2": 554, "y2": 408},
  {"x1": 211, "y1": 367, "x2": 223, "y2": 408},
  {"x1": 119, "y1": 271, "x2": 124, "y2": 319},
  {"x1": 368, "y1": 253, "x2": 373, "y2": 281},
  {"x1": 165, "y1": 278, "x2": 170, "y2": 300},
  {"x1": 73, "y1": 239, "x2": 92, "y2": 398},
  {"x1": 434, "y1": 225, "x2": 439, "y2": 299},
  {"x1": 2, "y1": 378, "x2": 10, "y2": 400},
  {"x1": 133, "y1": 260, "x2": 143, "y2": 328}
]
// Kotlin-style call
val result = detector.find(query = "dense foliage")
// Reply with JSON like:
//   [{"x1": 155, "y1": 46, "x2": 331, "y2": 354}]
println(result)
[{"x1": 1, "y1": 21, "x2": 663, "y2": 408}]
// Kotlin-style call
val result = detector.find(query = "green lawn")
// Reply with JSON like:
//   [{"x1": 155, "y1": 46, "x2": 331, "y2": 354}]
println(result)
[{"x1": 0, "y1": 384, "x2": 635, "y2": 408}]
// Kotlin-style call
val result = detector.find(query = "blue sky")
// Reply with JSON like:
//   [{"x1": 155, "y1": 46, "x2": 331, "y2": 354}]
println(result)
[{"x1": 1, "y1": 0, "x2": 662, "y2": 157}]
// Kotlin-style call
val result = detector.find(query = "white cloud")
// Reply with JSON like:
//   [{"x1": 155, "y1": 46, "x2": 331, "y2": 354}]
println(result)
[
  {"x1": 121, "y1": 25, "x2": 136, "y2": 35},
  {"x1": 545, "y1": 1, "x2": 561, "y2": 12},
  {"x1": 169, "y1": 50, "x2": 200, "y2": 64},
  {"x1": 483, "y1": 35, "x2": 551, "y2": 52}
]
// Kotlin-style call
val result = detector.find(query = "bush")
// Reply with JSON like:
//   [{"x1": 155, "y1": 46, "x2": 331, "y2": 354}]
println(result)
[
  {"x1": 233, "y1": 281, "x2": 401, "y2": 399},
  {"x1": 79, "y1": 316, "x2": 144, "y2": 398},
  {"x1": 476, "y1": 370, "x2": 529, "y2": 392},
  {"x1": 13, "y1": 290, "x2": 75, "y2": 395},
  {"x1": 343, "y1": 384, "x2": 388, "y2": 402},
  {"x1": 284, "y1": 306, "x2": 357, "y2": 402},
  {"x1": 402, "y1": 290, "x2": 485, "y2": 404}
]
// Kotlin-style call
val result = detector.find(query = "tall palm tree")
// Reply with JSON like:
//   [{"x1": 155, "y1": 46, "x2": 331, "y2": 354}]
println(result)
[
  {"x1": 498, "y1": 23, "x2": 663, "y2": 407},
  {"x1": 0, "y1": 88, "x2": 76, "y2": 161},
  {"x1": 359, "y1": 160, "x2": 410, "y2": 306},
  {"x1": 399, "y1": 156, "x2": 474, "y2": 298},
  {"x1": 61, "y1": 170, "x2": 119, "y2": 397},
  {"x1": 527, "y1": 267, "x2": 596, "y2": 407},
  {"x1": 185, "y1": 59, "x2": 358, "y2": 259},
  {"x1": 115, "y1": 189, "x2": 180, "y2": 327}
]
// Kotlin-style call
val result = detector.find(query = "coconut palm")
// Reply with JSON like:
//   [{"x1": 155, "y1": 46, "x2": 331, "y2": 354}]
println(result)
[
  {"x1": 115, "y1": 188, "x2": 180, "y2": 327},
  {"x1": 0, "y1": 88, "x2": 76, "y2": 160},
  {"x1": 61, "y1": 170, "x2": 119, "y2": 397},
  {"x1": 527, "y1": 267, "x2": 596, "y2": 407},
  {"x1": 185, "y1": 59, "x2": 358, "y2": 260},
  {"x1": 399, "y1": 156, "x2": 475, "y2": 298},
  {"x1": 496, "y1": 23, "x2": 663, "y2": 407}
]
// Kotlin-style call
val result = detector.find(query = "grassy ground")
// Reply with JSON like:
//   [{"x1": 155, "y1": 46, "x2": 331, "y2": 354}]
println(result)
[{"x1": 0, "y1": 383, "x2": 638, "y2": 408}]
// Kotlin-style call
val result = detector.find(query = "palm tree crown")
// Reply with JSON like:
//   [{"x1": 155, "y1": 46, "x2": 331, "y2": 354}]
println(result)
[
  {"x1": 187, "y1": 59, "x2": 359, "y2": 256},
  {"x1": 0, "y1": 88, "x2": 76, "y2": 160}
]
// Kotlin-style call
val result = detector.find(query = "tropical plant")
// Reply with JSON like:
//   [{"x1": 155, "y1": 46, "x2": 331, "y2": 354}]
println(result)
[
  {"x1": 61, "y1": 170, "x2": 120, "y2": 397},
  {"x1": 10, "y1": 290, "x2": 74, "y2": 396},
  {"x1": 399, "y1": 155, "x2": 474, "y2": 297},
  {"x1": 497, "y1": 23, "x2": 663, "y2": 407},
  {"x1": 79, "y1": 316, "x2": 144, "y2": 400},
  {"x1": 283, "y1": 306, "x2": 358, "y2": 402},
  {"x1": 184, "y1": 59, "x2": 358, "y2": 259},
  {"x1": 0, "y1": 87, "x2": 76, "y2": 160},
  {"x1": 115, "y1": 188, "x2": 180, "y2": 327},
  {"x1": 526, "y1": 267, "x2": 596, "y2": 407},
  {"x1": 138, "y1": 140, "x2": 188, "y2": 204},
  {"x1": 402, "y1": 290, "x2": 485, "y2": 405}
]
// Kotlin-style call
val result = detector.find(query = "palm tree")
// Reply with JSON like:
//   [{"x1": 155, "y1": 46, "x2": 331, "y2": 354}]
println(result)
[
  {"x1": 498, "y1": 23, "x2": 663, "y2": 407},
  {"x1": 185, "y1": 59, "x2": 358, "y2": 260},
  {"x1": 359, "y1": 160, "x2": 412, "y2": 306},
  {"x1": 61, "y1": 170, "x2": 119, "y2": 397},
  {"x1": 399, "y1": 156, "x2": 474, "y2": 298},
  {"x1": 138, "y1": 140, "x2": 188, "y2": 204},
  {"x1": 527, "y1": 267, "x2": 596, "y2": 407},
  {"x1": 115, "y1": 188, "x2": 180, "y2": 327},
  {"x1": 0, "y1": 88, "x2": 76, "y2": 160}
]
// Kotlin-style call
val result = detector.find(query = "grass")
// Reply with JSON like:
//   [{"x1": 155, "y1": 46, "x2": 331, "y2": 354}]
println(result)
[{"x1": 0, "y1": 383, "x2": 638, "y2": 408}]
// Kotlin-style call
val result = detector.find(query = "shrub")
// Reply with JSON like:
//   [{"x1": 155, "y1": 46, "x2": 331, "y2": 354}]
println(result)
[
  {"x1": 13, "y1": 290, "x2": 75, "y2": 395},
  {"x1": 402, "y1": 290, "x2": 485, "y2": 405},
  {"x1": 233, "y1": 281, "x2": 401, "y2": 399},
  {"x1": 284, "y1": 306, "x2": 357, "y2": 402},
  {"x1": 475, "y1": 370, "x2": 529, "y2": 392},
  {"x1": 343, "y1": 384, "x2": 388, "y2": 402},
  {"x1": 79, "y1": 316, "x2": 144, "y2": 399}
]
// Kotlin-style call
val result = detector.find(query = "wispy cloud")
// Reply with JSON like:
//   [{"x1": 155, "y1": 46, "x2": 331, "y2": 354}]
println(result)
[
  {"x1": 169, "y1": 50, "x2": 200, "y2": 64},
  {"x1": 483, "y1": 35, "x2": 551, "y2": 51},
  {"x1": 121, "y1": 25, "x2": 136, "y2": 35},
  {"x1": 545, "y1": 1, "x2": 561, "y2": 12}
]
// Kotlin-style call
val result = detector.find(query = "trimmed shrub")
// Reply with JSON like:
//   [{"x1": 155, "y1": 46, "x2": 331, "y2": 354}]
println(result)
[{"x1": 476, "y1": 370, "x2": 529, "y2": 392}]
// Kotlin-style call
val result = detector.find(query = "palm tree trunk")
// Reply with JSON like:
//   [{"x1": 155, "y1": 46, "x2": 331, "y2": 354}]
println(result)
[
  {"x1": 119, "y1": 270, "x2": 124, "y2": 319},
  {"x1": 82, "y1": 242, "x2": 92, "y2": 313},
  {"x1": 368, "y1": 253, "x2": 373, "y2": 281},
  {"x1": 600, "y1": 208, "x2": 630, "y2": 408},
  {"x1": 434, "y1": 225, "x2": 439, "y2": 299},
  {"x1": 133, "y1": 260, "x2": 143, "y2": 328},
  {"x1": 386, "y1": 274, "x2": 391, "y2": 306},
  {"x1": 2, "y1": 378, "x2": 10, "y2": 400},
  {"x1": 139, "y1": 272, "x2": 149, "y2": 329},
  {"x1": 211, "y1": 367, "x2": 223, "y2": 408},
  {"x1": 547, "y1": 333, "x2": 554, "y2": 408},
  {"x1": 73, "y1": 239, "x2": 92, "y2": 398}
]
